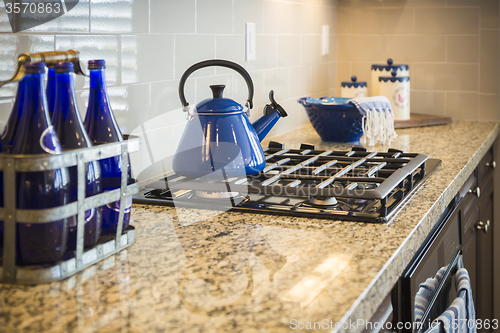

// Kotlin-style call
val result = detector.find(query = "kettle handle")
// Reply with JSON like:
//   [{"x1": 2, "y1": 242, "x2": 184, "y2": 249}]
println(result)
[{"x1": 179, "y1": 59, "x2": 254, "y2": 109}]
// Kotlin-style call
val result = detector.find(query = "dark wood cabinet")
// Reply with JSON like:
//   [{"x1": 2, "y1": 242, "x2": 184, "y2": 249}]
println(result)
[
  {"x1": 452, "y1": 147, "x2": 495, "y2": 333},
  {"x1": 475, "y1": 150, "x2": 495, "y2": 333},
  {"x1": 477, "y1": 196, "x2": 493, "y2": 333}
]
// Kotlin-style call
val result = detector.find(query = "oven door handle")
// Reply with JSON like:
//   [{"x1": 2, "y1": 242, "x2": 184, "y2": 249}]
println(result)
[
  {"x1": 416, "y1": 249, "x2": 466, "y2": 333},
  {"x1": 421, "y1": 285, "x2": 468, "y2": 333}
]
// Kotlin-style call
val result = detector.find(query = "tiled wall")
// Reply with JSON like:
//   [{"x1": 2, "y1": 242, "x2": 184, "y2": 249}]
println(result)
[
  {"x1": 2, "y1": 0, "x2": 499, "y2": 180},
  {"x1": 337, "y1": 0, "x2": 500, "y2": 121},
  {"x1": 0, "y1": 0, "x2": 337, "y2": 181}
]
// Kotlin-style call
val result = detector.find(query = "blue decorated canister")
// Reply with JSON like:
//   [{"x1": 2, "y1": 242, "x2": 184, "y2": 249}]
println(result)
[
  {"x1": 379, "y1": 71, "x2": 410, "y2": 120},
  {"x1": 341, "y1": 75, "x2": 367, "y2": 99},
  {"x1": 371, "y1": 58, "x2": 409, "y2": 96}
]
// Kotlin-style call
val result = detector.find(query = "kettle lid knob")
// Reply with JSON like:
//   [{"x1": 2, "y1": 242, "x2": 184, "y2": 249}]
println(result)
[{"x1": 210, "y1": 85, "x2": 225, "y2": 98}]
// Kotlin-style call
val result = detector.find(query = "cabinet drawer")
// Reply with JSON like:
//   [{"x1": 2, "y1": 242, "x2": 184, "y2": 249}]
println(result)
[
  {"x1": 458, "y1": 171, "x2": 477, "y2": 199},
  {"x1": 460, "y1": 172, "x2": 478, "y2": 223},
  {"x1": 479, "y1": 171, "x2": 494, "y2": 208},
  {"x1": 462, "y1": 193, "x2": 478, "y2": 225},
  {"x1": 478, "y1": 148, "x2": 495, "y2": 186},
  {"x1": 462, "y1": 202, "x2": 479, "y2": 246}
]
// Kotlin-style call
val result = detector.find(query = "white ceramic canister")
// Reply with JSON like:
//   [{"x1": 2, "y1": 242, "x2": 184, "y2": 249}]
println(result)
[
  {"x1": 371, "y1": 58, "x2": 409, "y2": 96},
  {"x1": 341, "y1": 75, "x2": 367, "y2": 99},
  {"x1": 378, "y1": 71, "x2": 410, "y2": 120}
]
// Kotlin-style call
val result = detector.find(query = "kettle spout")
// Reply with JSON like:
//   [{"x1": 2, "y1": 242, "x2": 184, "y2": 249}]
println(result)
[{"x1": 252, "y1": 90, "x2": 288, "y2": 142}]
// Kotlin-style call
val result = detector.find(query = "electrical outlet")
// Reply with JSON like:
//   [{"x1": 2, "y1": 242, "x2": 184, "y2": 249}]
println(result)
[
  {"x1": 246, "y1": 23, "x2": 256, "y2": 61},
  {"x1": 322, "y1": 25, "x2": 329, "y2": 56}
]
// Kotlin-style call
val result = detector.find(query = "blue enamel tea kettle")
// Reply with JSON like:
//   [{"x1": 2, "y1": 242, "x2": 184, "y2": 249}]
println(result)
[{"x1": 172, "y1": 60, "x2": 288, "y2": 178}]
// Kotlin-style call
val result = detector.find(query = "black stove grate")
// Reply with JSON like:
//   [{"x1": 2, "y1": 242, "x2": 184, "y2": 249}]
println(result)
[{"x1": 134, "y1": 142, "x2": 441, "y2": 223}]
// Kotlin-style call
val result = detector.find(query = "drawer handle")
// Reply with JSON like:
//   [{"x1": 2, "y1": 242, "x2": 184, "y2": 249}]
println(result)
[
  {"x1": 486, "y1": 161, "x2": 496, "y2": 169},
  {"x1": 475, "y1": 220, "x2": 490, "y2": 233},
  {"x1": 468, "y1": 186, "x2": 480, "y2": 198}
]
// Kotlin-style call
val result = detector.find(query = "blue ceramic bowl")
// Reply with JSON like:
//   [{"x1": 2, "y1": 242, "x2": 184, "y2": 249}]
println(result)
[{"x1": 298, "y1": 97, "x2": 363, "y2": 143}]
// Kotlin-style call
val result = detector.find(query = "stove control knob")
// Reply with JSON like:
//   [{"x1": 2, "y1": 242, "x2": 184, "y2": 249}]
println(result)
[
  {"x1": 475, "y1": 220, "x2": 490, "y2": 233},
  {"x1": 486, "y1": 161, "x2": 496, "y2": 169},
  {"x1": 468, "y1": 186, "x2": 480, "y2": 198}
]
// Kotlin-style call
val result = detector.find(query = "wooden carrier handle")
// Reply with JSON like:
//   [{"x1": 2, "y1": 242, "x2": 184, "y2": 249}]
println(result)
[{"x1": 0, "y1": 49, "x2": 87, "y2": 88}]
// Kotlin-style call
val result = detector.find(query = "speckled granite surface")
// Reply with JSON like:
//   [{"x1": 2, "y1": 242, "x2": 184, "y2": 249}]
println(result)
[{"x1": 0, "y1": 121, "x2": 498, "y2": 333}]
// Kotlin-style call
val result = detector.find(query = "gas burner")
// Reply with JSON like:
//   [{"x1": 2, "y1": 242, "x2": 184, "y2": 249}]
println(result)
[
  {"x1": 195, "y1": 191, "x2": 239, "y2": 199},
  {"x1": 309, "y1": 197, "x2": 337, "y2": 206},
  {"x1": 303, "y1": 198, "x2": 354, "y2": 211},
  {"x1": 135, "y1": 142, "x2": 441, "y2": 223}
]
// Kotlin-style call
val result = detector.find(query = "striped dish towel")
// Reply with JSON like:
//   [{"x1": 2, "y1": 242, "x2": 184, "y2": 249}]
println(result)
[
  {"x1": 414, "y1": 266, "x2": 448, "y2": 322},
  {"x1": 436, "y1": 268, "x2": 476, "y2": 333},
  {"x1": 348, "y1": 96, "x2": 398, "y2": 146}
]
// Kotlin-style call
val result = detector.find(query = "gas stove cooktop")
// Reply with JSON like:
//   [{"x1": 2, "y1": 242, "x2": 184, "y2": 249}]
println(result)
[{"x1": 133, "y1": 142, "x2": 441, "y2": 223}]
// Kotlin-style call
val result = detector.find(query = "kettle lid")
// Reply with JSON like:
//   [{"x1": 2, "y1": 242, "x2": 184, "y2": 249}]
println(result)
[{"x1": 195, "y1": 85, "x2": 244, "y2": 114}]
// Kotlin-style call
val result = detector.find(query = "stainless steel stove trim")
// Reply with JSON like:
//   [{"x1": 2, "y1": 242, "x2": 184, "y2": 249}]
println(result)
[
  {"x1": 134, "y1": 143, "x2": 441, "y2": 223},
  {"x1": 134, "y1": 161, "x2": 440, "y2": 224}
]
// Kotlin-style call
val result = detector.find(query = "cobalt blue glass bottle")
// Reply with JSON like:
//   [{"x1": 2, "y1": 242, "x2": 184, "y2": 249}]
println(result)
[
  {"x1": 52, "y1": 62, "x2": 102, "y2": 249},
  {"x1": 1, "y1": 77, "x2": 27, "y2": 151},
  {"x1": 12, "y1": 62, "x2": 70, "y2": 265},
  {"x1": 83, "y1": 60, "x2": 132, "y2": 235},
  {"x1": 0, "y1": 139, "x2": 3, "y2": 247},
  {"x1": 46, "y1": 66, "x2": 56, "y2": 121},
  {"x1": 0, "y1": 78, "x2": 22, "y2": 242}
]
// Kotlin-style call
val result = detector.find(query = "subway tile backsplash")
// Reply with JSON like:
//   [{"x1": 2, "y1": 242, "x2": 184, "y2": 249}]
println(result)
[
  {"x1": 0, "y1": 0, "x2": 337, "y2": 182},
  {"x1": 337, "y1": 0, "x2": 500, "y2": 121},
  {"x1": 55, "y1": 34, "x2": 120, "y2": 89},
  {"x1": 121, "y1": 34, "x2": 175, "y2": 84},
  {"x1": 90, "y1": 0, "x2": 149, "y2": 33},
  {"x1": 414, "y1": 7, "x2": 479, "y2": 35},
  {"x1": 25, "y1": 0, "x2": 90, "y2": 33},
  {"x1": 0, "y1": 0, "x2": 499, "y2": 180}
]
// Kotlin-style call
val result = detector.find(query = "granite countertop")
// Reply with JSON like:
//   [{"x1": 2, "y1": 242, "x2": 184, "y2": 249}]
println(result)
[{"x1": 0, "y1": 121, "x2": 498, "y2": 333}]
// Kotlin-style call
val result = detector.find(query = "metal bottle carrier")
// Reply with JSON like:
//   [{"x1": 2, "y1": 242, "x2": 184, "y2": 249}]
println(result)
[{"x1": 0, "y1": 50, "x2": 139, "y2": 284}]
